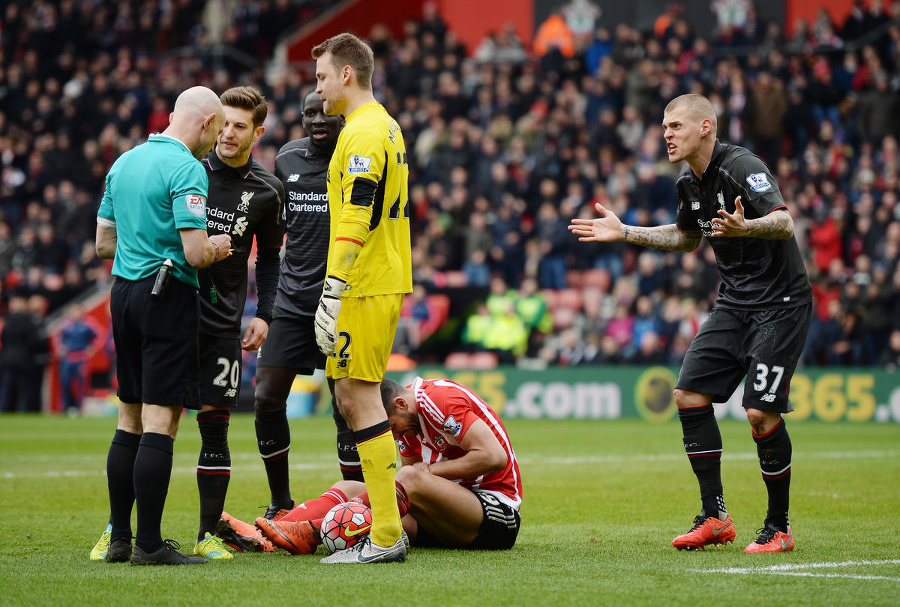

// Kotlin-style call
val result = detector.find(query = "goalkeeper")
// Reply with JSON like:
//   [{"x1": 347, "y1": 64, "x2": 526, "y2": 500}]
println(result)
[
  {"x1": 309, "y1": 33, "x2": 412, "y2": 564},
  {"x1": 218, "y1": 377, "x2": 523, "y2": 554}
]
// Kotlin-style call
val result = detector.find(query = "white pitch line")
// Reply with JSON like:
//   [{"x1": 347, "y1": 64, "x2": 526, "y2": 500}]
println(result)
[
  {"x1": 519, "y1": 450, "x2": 898, "y2": 466},
  {"x1": 3, "y1": 450, "x2": 897, "y2": 480},
  {"x1": 695, "y1": 560, "x2": 900, "y2": 582},
  {"x1": 1, "y1": 461, "x2": 340, "y2": 480}
]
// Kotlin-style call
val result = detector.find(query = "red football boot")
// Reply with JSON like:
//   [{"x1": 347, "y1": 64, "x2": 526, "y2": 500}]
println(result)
[{"x1": 672, "y1": 514, "x2": 736, "y2": 550}]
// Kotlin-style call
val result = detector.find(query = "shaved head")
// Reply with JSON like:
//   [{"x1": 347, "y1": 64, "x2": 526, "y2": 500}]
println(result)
[
  {"x1": 164, "y1": 86, "x2": 225, "y2": 159},
  {"x1": 664, "y1": 94, "x2": 717, "y2": 135},
  {"x1": 174, "y1": 86, "x2": 223, "y2": 121}
]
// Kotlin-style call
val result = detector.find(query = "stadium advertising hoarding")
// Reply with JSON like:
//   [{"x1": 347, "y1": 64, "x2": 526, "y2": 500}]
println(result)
[{"x1": 387, "y1": 366, "x2": 900, "y2": 423}]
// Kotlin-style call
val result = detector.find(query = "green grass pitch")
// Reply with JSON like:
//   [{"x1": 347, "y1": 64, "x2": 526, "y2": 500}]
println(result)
[{"x1": 0, "y1": 414, "x2": 897, "y2": 606}]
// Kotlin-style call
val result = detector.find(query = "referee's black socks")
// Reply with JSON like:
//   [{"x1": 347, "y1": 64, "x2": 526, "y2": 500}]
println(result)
[
  {"x1": 133, "y1": 432, "x2": 174, "y2": 553},
  {"x1": 197, "y1": 410, "x2": 231, "y2": 541},
  {"x1": 678, "y1": 405, "x2": 727, "y2": 520},
  {"x1": 753, "y1": 419, "x2": 792, "y2": 532},
  {"x1": 255, "y1": 406, "x2": 293, "y2": 509},
  {"x1": 107, "y1": 429, "x2": 140, "y2": 541}
]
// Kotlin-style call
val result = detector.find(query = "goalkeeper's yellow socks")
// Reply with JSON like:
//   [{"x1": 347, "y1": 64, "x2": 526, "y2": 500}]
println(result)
[{"x1": 355, "y1": 421, "x2": 402, "y2": 548}]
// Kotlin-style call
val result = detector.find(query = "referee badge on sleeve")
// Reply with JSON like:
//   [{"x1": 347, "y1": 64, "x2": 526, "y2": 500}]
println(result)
[{"x1": 185, "y1": 194, "x2": 207, "y2": 217}]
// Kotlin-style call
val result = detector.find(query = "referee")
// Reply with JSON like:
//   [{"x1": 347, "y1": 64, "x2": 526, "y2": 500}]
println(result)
[{"x1": 95, "y1": 86, "x2": 232, "y2": 566}]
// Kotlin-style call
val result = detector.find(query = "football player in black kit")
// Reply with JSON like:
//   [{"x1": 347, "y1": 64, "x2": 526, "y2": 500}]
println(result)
[
  {"x1": 190, "y1": 86, "x2": 285, "y2": 559},
  {"x1": 570, "y1": 94, "x2": 812, "y2": 554},
  {"x1": 244, "y1": 90, "x2": 361, "y2": 528}
]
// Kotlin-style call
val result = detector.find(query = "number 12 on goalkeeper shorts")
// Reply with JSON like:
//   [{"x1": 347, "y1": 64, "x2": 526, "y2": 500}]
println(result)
[{"x1": 334, "y1": 331, "x2": 351, "y2": 368}]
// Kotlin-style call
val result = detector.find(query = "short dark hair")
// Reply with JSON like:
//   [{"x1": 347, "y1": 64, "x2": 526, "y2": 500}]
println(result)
[
  {"x1": 379, "y1": 378, "x2": 405, "y2": 414},
  {"x1": 219, "y1": 86, "x2": 268, "y2": 128},
  {"x1": 311, "y1": 33, "x2": 374, "y2": 90}
]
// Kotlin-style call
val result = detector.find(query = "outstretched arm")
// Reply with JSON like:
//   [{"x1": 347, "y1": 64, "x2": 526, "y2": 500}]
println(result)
[
  {"x1": 711, "y1": 196, "x2": 794, "y2": 239},
  {"x1": 568, "y1": 203, "x2": 702, "y2": 252}
]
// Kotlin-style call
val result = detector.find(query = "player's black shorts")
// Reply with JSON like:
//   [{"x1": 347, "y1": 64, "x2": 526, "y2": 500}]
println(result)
[
  {"x1": 199, "y1": 333, "x2": 242, "y2": 408},
  {"x1": 255, "y1": 307, "x2": 324, "y2": 374},
  {"x1": 415, "y1": 491, "x2": 521, "y2": 550},
  {"x1": 676, "y1": 302, "x2": 813, "y2": 413},
  {"x1": 110, "y1": 275, "x2": 200, "y2": 410}
]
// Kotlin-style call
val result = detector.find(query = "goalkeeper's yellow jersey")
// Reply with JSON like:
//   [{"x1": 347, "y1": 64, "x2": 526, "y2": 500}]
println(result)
[{"x1": 325, "y1": 101, "x2": 412, "y2": 297}]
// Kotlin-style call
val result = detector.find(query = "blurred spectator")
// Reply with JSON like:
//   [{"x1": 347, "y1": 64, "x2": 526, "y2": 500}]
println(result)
[
  {"x1": 515, "y1": 277, "x2": 553, "y2": 355},
  {"x1": 744, "y1": 70, "x2": 787, "y2": 165},
  {"x1": 55, "y1": 302, "x2": 102, "y2": 412},
  {"x1": 534, "y1": 12, "x2": 576, "y2": 59},
  {"x1": 0, "y1": 293, "x2": 48, "y2": 412}
]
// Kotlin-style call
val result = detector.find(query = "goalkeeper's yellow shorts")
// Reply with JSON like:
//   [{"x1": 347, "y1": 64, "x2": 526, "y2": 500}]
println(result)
[{"x1": 326, "y1": 293, "x2": 404, "y2": 382}]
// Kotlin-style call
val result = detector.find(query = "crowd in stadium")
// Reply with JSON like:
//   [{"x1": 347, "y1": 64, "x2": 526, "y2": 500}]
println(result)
[{"x1": 2, "y1": 0, "x2": 900, "y2": 384}]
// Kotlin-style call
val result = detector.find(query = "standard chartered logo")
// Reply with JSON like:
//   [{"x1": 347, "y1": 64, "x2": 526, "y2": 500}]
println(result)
[
  {"x1": 289, "y1": 191, "x2": 327, "y2": 201},
  {"x1": 288, "y1": 190, "x2": 328, "y2": 213}
]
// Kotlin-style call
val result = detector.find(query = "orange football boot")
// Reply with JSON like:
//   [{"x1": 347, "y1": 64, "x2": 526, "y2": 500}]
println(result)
[
  {"x1": 217, "y1": 512, "x2": 275, "y2": 552},
  {"x1": 744, "y1": 524, "x2": 794, "y2": 553},
  {"x1": 258, "y1": 518, "x2": 322, "y2": 555},
  {"x1": 672, "y1": 514, "x2": 736, "y2": 550}
]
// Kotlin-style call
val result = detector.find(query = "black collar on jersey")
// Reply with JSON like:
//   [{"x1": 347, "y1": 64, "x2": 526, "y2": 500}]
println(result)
[
  {"x1": 693, "y1": 140, "x2": 727, "y2": 184},
  {"x1": 205, "y1": 147, "x2": 254, "y2": 179}
]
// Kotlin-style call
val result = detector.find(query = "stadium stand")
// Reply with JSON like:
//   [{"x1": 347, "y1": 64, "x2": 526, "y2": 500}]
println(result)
[{"x1": 2, "y1": 1, "x2": 900, "y2": 410}]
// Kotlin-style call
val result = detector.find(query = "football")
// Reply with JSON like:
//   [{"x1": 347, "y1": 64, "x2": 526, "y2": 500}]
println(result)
[{"x1": 320, "y1": 501, "x2": 373, "y2": 553}]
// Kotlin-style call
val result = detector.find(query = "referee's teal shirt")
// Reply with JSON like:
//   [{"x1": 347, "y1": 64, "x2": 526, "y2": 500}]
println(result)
[{"x1": 98, "y1": 135, "x2": 209, "y2": 288}]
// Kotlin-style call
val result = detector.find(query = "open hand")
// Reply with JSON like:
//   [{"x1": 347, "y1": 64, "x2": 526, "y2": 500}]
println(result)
[
  {"x1": 710, "y1": 196, "x2": 749, "y2": 237},
  {"x1": 568, "y1": 203, "x2": 625, "y2": 243}
]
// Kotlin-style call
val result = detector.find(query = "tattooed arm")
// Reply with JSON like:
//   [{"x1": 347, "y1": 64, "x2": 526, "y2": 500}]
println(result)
[
  {"x1": 622, "y1": 224, "x2": 702, "y2": 251},
  {"x1": 568, "y1": 203, "x2": 702, "y2": 252},
  {"x1": 711, "y1": 196, "x2": 794, "y2": 240}
]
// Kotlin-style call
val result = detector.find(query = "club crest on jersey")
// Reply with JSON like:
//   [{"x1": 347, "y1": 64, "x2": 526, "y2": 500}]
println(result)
[
  {"x1": 746, "y1": 173, "x2": 772, "y2": 192},
  {"x1": 432, "y1": 433, "x2": 448, "y2": 450},
  {"x1": 238, "y1": 191, "x2": 254, "y2": 212},
  {"x1": 186, "y1": 194, "x2": 206, "y2": 217},
  {"x1": 347, "y1": 154, "x2": 372, "y2": 174},
  {"x1": 717, "y1": 191, "x2": 726, "y2": 210},
  {"x1": 443, "y1": 415, "x2": 463, "y2": 438}
]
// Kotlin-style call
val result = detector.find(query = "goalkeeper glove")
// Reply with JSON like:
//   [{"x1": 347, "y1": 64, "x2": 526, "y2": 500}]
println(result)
[{"x1": 314, "y1": 276, "x2": 347, "y2": 355}]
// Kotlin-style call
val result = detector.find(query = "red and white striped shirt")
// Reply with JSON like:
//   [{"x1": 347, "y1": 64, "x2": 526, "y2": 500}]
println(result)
[{"x1": 396, "y1": 377, "x2": 523, "y2": 510}]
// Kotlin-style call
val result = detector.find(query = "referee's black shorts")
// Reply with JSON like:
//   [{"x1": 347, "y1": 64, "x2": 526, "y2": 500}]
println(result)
[
  {"x1": 110, "y1": 275, "x2": 201, "y2": 410},
  {"x1": 255, "y1": 306, "x2": 325, "y2": 374},
  {"x1": 676, "y1": 303, "x2": 813, "y2": 413}
]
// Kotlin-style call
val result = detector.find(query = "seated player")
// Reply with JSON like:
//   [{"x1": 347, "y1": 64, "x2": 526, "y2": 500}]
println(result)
[{"x1": 218, "y1": 376, "x2": 523, "y2": 553}]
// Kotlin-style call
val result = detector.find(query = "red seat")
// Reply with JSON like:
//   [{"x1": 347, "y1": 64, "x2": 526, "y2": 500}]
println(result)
[{"x1": 444, "y1": 351, "x2": 472, "y2": 369}]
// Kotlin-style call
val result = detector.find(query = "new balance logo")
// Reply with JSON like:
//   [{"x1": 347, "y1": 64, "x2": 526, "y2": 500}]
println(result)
[
  {"x1": 759, "y1": 394, "x2": 777, "y2": 403},
  {"x1": 286, "y1": 174, "x2": 299, "y2": 182}
]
